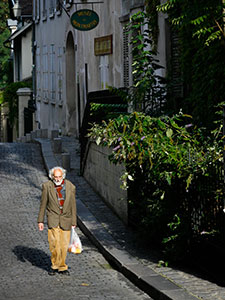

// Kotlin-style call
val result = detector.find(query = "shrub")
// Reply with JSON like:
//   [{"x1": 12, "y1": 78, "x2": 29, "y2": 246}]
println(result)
[
  {"x1": 88, "y1": 111, "x2": 223, "y2": 259},
  {"x1": 2, "y1": 81, "x2": 32, "y2": 127}
]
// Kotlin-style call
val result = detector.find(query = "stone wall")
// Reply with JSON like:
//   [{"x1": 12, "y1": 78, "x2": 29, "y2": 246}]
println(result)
[{"x1": 83, "y1": 142, "x2": 128, "y2": 224}]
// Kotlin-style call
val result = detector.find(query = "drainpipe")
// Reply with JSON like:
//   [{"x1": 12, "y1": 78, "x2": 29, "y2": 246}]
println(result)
[
  {"x1": 222, "y1": 104, "x2": 225, "y2": 223},
  {"x1": 32, "y1": 21, "x2": 36, "y2": 102}
]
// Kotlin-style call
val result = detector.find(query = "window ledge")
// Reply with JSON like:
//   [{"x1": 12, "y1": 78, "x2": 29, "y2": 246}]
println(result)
[
  {"x1": 58, "y1": 100, "x2": 63, "y2": 107},
  {"x1": 49, "y1": 12, "x2": 55, "y2": 19},
  {"x1": 56, "y1": 10, "x2": 62, "y2": 16},
  {"x1": 43, "y1": 98, "x2": 49, "y2": 104}
]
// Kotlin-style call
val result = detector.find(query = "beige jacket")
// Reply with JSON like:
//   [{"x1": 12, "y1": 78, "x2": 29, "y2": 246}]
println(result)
[{"x1": 37, "y1": 179, "x2": 77, "y2": 230}]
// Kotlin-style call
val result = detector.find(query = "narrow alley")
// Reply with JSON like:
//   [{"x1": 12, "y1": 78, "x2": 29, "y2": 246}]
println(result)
[{"x1": 0, "y1": 142, "x2": 151, "y2": 300}]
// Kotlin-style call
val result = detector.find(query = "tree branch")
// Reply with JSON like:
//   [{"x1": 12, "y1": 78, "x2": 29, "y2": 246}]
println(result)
[{"x1": 215, "y1": 19, "x2": 225, "y2": 39}]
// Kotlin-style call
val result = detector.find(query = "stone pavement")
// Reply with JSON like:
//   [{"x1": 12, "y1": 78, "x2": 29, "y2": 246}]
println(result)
[
  {"x1": 0, "y1": 142, "x2": 152, "y2": 300},
  {"x1": 35, "y1": 135, "x2": 225, "y2": 300}
]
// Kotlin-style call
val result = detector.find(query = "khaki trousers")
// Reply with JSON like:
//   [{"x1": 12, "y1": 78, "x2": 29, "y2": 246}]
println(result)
[{"x1": 48, "y1": 227, "x2": 71, "y2": 271}]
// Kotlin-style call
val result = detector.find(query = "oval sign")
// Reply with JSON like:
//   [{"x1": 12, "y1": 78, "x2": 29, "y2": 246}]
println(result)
[{"x1": 70, "y1": 9, "x2": 99, "y2": 31}]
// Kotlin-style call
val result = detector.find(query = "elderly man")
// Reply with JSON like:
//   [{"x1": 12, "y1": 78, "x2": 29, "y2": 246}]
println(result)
[{"x1": 38, "y1": 166, "x2": 77, "y2": 276}]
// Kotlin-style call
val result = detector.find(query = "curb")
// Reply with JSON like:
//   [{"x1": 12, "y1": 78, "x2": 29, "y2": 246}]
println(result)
[
  {"x1": 36, "y1": 137, "x2": 199, "y2": 300},
  {"x1": 77, "y1": 198, "x2": 199, "y2": 300}
]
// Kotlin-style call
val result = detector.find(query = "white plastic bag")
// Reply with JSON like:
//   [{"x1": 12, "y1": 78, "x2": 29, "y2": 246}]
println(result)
[{"x1": 68, "y1": 227, "x2": 83, "y2": 254}]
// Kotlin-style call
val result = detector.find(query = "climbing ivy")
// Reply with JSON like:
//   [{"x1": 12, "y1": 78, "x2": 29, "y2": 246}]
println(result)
[
  {"x1": 145, "y1": 0, "x2": 160, "y2": 51},
  {"x1": 124, "y1": 10, "x2": 166, "y2": 115}
]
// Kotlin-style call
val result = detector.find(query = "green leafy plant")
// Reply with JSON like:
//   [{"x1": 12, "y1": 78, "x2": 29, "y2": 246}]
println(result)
[
  {"x1": 89, "y1": 111, "x2": 220, "y2": 189},
  {"x1": 87, "y1": 2, "x2": 225, "y2": 260},
  {"x1": 123, "y1": 10, "x2": 166, "y2": 115},
  {"x1": 157, "y1": 0, "x2": 225, "y2": 46},
  {"x1": 2, "y1": 81, "x2": 32, "y2": 127},
  {"x1": 0, "y1": 0, "x2": 12, "y2": 88},
  {"x1": 90, "y1": 103, "x2": 127, "y2": 122},
  {"x1": 145, "y1": 0, "x2": 160, "y2": 51},
  {"x1": 156, "y1": 0, "x2": 225, "y2": 131},
  {"x1": 88, "y1": 110, "x2": 223, "y2": 258}
]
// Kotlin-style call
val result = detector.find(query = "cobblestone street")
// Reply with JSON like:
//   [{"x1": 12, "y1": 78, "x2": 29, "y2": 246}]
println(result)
[{"x1": 0, "y1": 142, "x2": 151, "y2": 300}]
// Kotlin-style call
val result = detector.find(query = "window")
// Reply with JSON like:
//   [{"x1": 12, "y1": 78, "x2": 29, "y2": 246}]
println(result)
[{"x1": 99, "y1": 56, "x2": 109, "y2": 90}]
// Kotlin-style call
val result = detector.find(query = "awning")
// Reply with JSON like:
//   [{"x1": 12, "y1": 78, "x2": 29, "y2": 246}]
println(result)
[{"x1": 8, "y1": 22, "x2": 32, "y2": 41}]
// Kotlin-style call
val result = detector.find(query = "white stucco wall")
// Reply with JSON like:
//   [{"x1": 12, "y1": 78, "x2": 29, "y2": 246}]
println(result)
[
  {"x1": 33, "y1": 0, "x2": 168, "y2": 133},
  {"x1": 34, "y1": 1, "x2": 125, "y2": 136},
  {"x1": 76, "y1": 1, "x2": 124, "y2": 92},
  {"x1": 34, "y1": 8, "x2": 71, "y2": 134},
  {"x1": 21, "y1": 30, "x2": 32, "y2": 80}
]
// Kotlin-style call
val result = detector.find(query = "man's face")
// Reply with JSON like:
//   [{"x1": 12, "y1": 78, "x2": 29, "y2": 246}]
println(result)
[{"x1": 53, "y1": 169, "x2": 63, "y2": 186}]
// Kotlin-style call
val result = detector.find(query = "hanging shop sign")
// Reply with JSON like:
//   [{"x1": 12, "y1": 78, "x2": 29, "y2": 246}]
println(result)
[{"x1": 70, "y1": 9, "x2": 99, "y2": 31}]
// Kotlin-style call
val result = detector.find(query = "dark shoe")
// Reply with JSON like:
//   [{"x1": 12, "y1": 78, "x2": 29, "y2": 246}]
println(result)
[
  {"x1": 59, "y1": 270, "x2": 70, "y2": 276},
  {"x1": 48, "y1": 268, "x2": 58, "y2": 276}
]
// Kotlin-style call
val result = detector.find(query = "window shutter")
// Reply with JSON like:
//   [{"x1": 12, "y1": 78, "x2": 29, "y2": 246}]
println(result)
[
  {"x1": 123, "y1": 25, "x2": 130, "y2": 88},
  {"x1": 43, "y1": 45, "x2": 48, "y2": 101},
  {"x1": 50, "y1": 44, "x2": 56, "y2": 101},
  {"x1": 36, "y1": 46, "x2": 41, "y2": 100},
  {"x1": 57, "y1": 47, "x2": 63, "y2": 102},
  {"x1": 170, "y1": 29, "x2": 183, "y2": 98}
]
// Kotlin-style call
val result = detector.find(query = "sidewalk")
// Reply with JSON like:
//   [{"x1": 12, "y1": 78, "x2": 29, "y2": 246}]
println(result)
[{"x1": 35, "y1": 135, "x2": 225, "y2": 300}]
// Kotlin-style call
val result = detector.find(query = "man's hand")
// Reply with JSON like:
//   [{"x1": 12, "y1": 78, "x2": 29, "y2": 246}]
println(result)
[
  {"x1": 38, "y1": 223, "x2": 44, "y2": 231},
  {"x1": 71, "y1": 225, "x2": 76, "y2": 229}
]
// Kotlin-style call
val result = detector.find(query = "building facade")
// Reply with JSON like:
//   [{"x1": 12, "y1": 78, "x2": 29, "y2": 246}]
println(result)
[
  {"x1": 33, "y1": 0, "x2": 168, "y2": 137},
  {"x1": 4, "y1": 0, "x2": 171, "y2": 141},
  {"x1": 3, "y1": 0, "x2": 33, "y2": 142}
]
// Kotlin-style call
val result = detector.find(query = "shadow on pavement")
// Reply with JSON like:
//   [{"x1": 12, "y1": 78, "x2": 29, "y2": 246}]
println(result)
[{"x1": 13, "y1": 246, "x2": 51, "y2": 271}]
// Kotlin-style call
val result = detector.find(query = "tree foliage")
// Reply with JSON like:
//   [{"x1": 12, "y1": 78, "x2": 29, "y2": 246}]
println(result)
[
  {"x1": 156, "y1": 0, "x2": 225, "y2": 131},
  {"x1": 119, "y1": 11, "x2": 166, "y2": 116},
  {"x1": 145, "y1": 0, "x2": 160, "y2": 50},
  {"x1": 157, "y1": 0, "x2": 225, "y2": 45},
  {"x1": 0, "y1": 0, "x2": 12, "y2": 88},
  {"x1": 2, "y1": 81, "x2": 32, "y2": 127}
]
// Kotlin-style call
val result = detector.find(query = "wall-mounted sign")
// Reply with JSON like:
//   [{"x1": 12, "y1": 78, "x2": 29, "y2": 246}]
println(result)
[
  {"x1": 94, "y1": 34, "x2": 113, "y2": 56},
  {"x1": 70, "y1": 9, "x2": 99, "y2": 31}
]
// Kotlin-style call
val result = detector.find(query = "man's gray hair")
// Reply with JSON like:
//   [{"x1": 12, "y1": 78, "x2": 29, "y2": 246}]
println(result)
[{"x1": 49, "y1": 166, "x2": 66, "y2": 180}]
